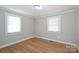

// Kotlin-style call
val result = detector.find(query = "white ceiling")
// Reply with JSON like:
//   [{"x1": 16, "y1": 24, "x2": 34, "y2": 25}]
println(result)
[{"x1": 1, "y1": 5, "x2": 78, "y2": 16}]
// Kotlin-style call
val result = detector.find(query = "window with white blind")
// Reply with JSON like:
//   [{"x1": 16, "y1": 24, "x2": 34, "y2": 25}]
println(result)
[
  {"x1": 47, "y1": 16, "x2": 61, "y2": 32},
  {"x1": 6, "y1": 14, "x2": 21, "y2": 33}
]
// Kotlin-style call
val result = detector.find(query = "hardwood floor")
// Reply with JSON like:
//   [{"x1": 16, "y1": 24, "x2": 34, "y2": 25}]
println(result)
[{"x1": 0, "y1": 37, "x2": 78, "y2": 53}]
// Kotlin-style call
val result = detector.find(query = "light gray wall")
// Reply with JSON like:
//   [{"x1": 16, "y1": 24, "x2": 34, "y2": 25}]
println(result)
[
  {"x1": 77, "y1": 10, "x2": 79, "y2": 46},
  {"x1": 0, "y1": 7, "x2": 78, "y2": 47},
  {"x1": 0, "y1": 8, "x2": 34, "y2": 46},
  {"x1": 35, "y1": 11, "x2": 77, "y2": 45},
  {"x1": 61, "y1": 11, "x2": 77, "y2": 43}
]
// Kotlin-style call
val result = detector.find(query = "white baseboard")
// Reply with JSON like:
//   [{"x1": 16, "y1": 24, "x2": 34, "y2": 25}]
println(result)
[
  {"x1": 35, "y1": 36, "x2": 78, "y2": 48},
  {"x1": 0, "y1": 35, "x2": 78, "y2": 49},
  {"x1": 0, "y1": 36, "x2": 34, "y2": 49}
]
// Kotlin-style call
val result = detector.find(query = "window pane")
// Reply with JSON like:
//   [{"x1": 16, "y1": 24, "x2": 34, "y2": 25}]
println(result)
[
  {"x1": 7, "y1": 15, "x2": 21, "y2": 33},
  {"x1": 48, "y1": 16, "x2": 60, "y2": 32}
]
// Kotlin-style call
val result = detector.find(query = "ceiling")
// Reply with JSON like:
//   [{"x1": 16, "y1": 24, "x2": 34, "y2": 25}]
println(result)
[{"x1": 1, "y1": 5, "x2": 78, "y2": 16}]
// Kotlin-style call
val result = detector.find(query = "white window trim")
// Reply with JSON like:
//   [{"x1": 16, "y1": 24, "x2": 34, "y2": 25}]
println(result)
[
  {"x1": 5, "y1": 13, "x2": 21, "y2": 35},
  {"x1": 47, "y1": 15, "x2": 61, "y2": 33}
]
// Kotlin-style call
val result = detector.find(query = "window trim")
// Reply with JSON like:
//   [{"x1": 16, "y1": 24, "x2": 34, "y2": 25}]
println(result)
[
  {"x1": 5, "y1": 13, "x2": 21, "y2": 35},
  {"x1": 47, "y1": 15, "x2": 61, "y2": 33}
]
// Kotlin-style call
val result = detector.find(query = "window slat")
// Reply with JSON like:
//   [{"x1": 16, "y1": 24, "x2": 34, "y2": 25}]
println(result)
[
  {"x1": 7, "y1": 15, "x2": 21, "y2": 33},
  {"x1": 47, "y1": 16, "x2": 60, "y2": 32}
]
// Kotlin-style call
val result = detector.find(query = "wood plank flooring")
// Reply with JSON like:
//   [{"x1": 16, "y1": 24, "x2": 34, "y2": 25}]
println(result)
[{"x1": 0, "y1": 37, "x2": 78, "y2": 53}]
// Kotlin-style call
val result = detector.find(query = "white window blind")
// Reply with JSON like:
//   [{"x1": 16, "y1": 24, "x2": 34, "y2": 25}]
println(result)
[
  {"x1": 7, "y1": 14, "x2": 21, "y2": 33},
  {"x1": 47, "y1": 16, "x2": 60, "y2": 32}
]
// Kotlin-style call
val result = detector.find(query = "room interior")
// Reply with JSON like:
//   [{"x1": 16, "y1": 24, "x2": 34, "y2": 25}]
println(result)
[{"x1": 0, "y1": 5, "x2": 79, "y2": 53}]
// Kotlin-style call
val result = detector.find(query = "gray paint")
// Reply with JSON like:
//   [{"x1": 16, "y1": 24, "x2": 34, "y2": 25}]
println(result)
[
  {"x1": 61, "y1": 12, "x2": 77, "y2": 43},
  {"x1": 35, "y1": 11, "x2": 77, "y2": 45},
  {"x1": 0, "y1": 9, "x2": 34, "y2": 46},
  {"x1": 77, "y1": 10, "x2": 79, "y2": 46},
  {"x1": 0, "y1": 7, "x2": 79, "y2": 47}
]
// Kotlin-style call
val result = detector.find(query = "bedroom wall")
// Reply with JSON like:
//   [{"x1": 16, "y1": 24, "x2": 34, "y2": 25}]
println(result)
[
  {"x1": 35, "y1": 10, "x2": 77, "y2": 45},
  {"x1": 77, "y1": 10, "x2": 79, "y2": 46},
  {"x1": 0, "y1": 7, "x2": 78, "y2": 47},
  {"x1": 61, "y1": 11, "x2": 77, "y2": 44},
  {"x1": 0, "y1": 8, "x2": 34, "y2": 46}
]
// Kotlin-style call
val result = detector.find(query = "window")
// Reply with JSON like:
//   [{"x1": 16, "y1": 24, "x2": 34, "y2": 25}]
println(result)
[
  {"x1": 47, "y1": 16, "x2": 60, "y2": 32},
  {"x1": 6, "y1": 14, "x2": 21, "y2": 33}
]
